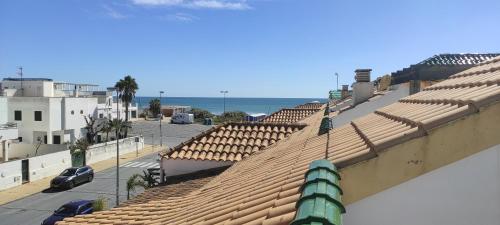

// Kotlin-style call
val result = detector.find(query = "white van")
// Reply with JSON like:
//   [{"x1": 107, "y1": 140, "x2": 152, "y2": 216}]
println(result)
[{"x1": 171, "y1": 113, "x2": 194, "y2": 124}]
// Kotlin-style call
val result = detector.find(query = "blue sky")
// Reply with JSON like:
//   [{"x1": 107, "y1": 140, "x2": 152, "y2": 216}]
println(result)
[{"x1": 1, "y1": 0, "x2": 499, "y2": 98}]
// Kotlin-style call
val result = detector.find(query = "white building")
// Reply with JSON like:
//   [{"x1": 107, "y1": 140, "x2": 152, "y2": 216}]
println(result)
[{"x1": 0, "y1": 78, "x2": 138, "y2": 144}]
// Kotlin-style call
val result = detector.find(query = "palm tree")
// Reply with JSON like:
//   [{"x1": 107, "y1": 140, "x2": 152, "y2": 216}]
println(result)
[
  {"x1": 126, "y1": 174, "x2": 147, "y2": 200},
  {"x1": 109, "y1": 118, "x2": 131, "y2": 139},
  {"x1": 115, "y1": 75, "x2": 139, "y2": 137},
  {"x1": 101, "y1": 121, "x2": 113, "y2": 142}
]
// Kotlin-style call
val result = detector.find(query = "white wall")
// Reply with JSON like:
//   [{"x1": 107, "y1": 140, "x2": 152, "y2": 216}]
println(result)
[
  {"x1": 3, "y1": 143, "x2": 68, "y2": 159},
  {"x1": 6, "y1": 97, "x2": 98, "y2": 144},
  {"x1": 86, "y1": 136, "x2": 144, "y2": 165},
  {"x1": 352, "y1": 82, "x2": 374, "y2": 105},
  {"x1": 161, "y1": 159, "x2": 233, "y2": 177},
  {"x1": 1, "y1": 80, "x2": 54, "y2": 97},
  {"x1": 343, "y1": 144, "x2": 500, "y2": 225},
  {"x1": 0, "y1": 160, "x2": 22, "y2": 190},
  {"x1": 0, "y1": 97, "x2": 8, "y2": 124},
  {"x1": 28, "y1": 150, "x2": 71, "y2": 182}
]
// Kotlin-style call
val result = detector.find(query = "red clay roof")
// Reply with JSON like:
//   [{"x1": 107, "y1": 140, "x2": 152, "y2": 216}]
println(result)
[
  {"x1": 58, "y1": 56, "x2": 500, "y2": 225},
  {"x1": 262, "y1": 108, "x2": 320, "y2": 123},
  {"x1": 163, "y1": 122, "x2": 306, "y2": 162}
]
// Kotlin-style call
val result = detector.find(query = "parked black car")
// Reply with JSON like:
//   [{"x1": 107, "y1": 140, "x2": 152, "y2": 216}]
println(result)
[{"x1": 50, "y1": 166, "x2": 94, "y2": 189}]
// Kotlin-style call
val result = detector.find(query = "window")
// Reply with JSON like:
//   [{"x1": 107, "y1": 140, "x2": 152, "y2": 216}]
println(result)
[
  {"x1": 131, "y1": 111, "x2": 137, "y2": 118},
  {"x1": 53, "y1": 135, "x2": 61, "y2": 144},
  {"x1": 18, "y1": 137, "x2": 22, "y2": 142},
  {"x1": 99, "y1": 113, "x2": 104, "y2": 119},
  {"x1": 80, "y1": 110, "x2": 84, "y2": 114},
  {"x1": 71, "y1": 110, "x2": 74, "y2": 115},
  {"x1": 14, "y1": 110, "x2": 22, "y2": 121},
  {"x1": 34, "y1": 111, "x2": 42, "y2": 121}
]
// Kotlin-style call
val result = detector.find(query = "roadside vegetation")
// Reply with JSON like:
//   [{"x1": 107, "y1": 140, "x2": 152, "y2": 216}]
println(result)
[{"x1": 189, "y1": 108, "x2": 248, "y2": 124}]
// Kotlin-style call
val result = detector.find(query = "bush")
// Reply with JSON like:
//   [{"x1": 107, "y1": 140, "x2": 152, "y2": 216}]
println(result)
[
  {"x1": 218, "y1": 111, "x2": 248, "y2": 123},
  {"x1": 93, "y1": 195, "x2": 108, "y2": 211},
  {"x1": 190, "y1": 108, "x2": 215, "y2": 123}
]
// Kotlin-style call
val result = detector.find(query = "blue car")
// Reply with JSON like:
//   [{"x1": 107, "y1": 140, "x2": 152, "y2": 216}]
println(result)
[{"x1": 41, "y1": 200, "x2": 93, "y2": 225}]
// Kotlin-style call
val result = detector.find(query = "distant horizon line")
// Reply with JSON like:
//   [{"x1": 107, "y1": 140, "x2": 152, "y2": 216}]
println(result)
[
  {"x1": 134, "y1": 96, "x2": 328, "y2": 99},
  {"x1": 135, "y1": 96, "x2": 328, "y2": 99}
]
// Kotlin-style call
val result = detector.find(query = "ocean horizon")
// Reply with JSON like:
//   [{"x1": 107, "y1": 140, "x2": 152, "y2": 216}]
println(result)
[{"x1": 133, "y1": 97, "x2": 327, "y2": 115}]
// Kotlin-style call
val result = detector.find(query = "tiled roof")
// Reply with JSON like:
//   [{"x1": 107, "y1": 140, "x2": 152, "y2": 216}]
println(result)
[
  {"x1": 294, "y1": 102, "x2": 324, "y2": 110},
  {"x1": 262, "y1": 108, "x2": 320, "y2": 123},
  {"x1": 418, "y1": 53, "x2": 500, "y2": 66},
  {"x1": 59, "y1": 56, "x2": 500, "y2": 225},
  {"x1": 163, "y1": 122, "x2": 307, "y2": 162},
  {"x1": 391, "y1": 53, "x2": 500, "y2": 84}
]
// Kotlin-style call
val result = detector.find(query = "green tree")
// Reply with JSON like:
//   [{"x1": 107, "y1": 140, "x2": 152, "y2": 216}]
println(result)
[
  {"x1": 149, "y1": 98, "x2": 161, "y2": 117},
  {"x1": 189, "y1": 108, "x2": 214, "y2": 123},
  {"x1": 101, "y1": 121, "x2": 113, "y2": 142},
  {"x1": 115, "y1": 75, "x2": 139, "y2": 137},
  {"x1": 69, "y1": 138, "x2": 90, "y2": 166},
  {"x1": 109, "y1": 118, "x2": 131, "y2": 140},
  {"x1": 126, "y1": 174, "x2": 147, "y2": 200},
  {"x1": 218, "y1": 111, "x2": 248, "y2": 123}
]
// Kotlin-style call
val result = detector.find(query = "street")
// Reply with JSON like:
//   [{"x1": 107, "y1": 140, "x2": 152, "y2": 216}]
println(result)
[{"x1": 0, "y1": 121, "x2": 211, "y2": 225}]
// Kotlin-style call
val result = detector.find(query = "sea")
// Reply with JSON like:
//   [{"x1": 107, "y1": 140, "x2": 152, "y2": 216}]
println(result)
[{"x1": 133, "y1": 97, "x2": 327, "y2": 115}]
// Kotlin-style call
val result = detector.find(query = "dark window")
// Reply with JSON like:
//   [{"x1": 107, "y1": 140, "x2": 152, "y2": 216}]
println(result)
[
  {"x1": 14, "y1": 110, "x2": 22, "y2": 121},
  {"x1": 131, "y1": 111, "x2": 137, "y2": 118},
  {"x1": 71, "y1": 110, "x2": 74, "y2": 115},
  {"x1": 80, "y1": 110, "x2": 84, "y2": 114},
  {"x1": 78, "y1": 203, "x2": 92, "y2": 214},
  {"x1": 18, "y1": 137, "x2": 22, "y2": 142},
  {"x1": 34, "y1": 111, "x2": 42, "y2": 121},
  {"x1": 99, "y1": 113, "x2": 104, "y2": 118},
  {"x1": 43, "y1": 135, "x2": 47, "y2": 144},
  {"x1": 53, "y1": 135, "x2": 61, "y2": 144}
]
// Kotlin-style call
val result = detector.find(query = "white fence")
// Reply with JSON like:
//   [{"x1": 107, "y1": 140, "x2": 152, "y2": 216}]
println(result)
[
  {"x1": 86, "y1": 136, "x2": 145, "y2": 165},
  {"x1": 0, "y1": 136, "x2": 144, "y2": 191},
  {"x1": 0, "y1": 160, "x2": 22, "y2": 190}
]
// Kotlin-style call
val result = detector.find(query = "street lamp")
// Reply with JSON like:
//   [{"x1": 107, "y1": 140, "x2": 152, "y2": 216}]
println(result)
[
  {"x1": 220, "y1": 90, "x2": 228, "y2": 114},
  {"x1": 335, "y1": 72, "x2": 339, "y2": 91},
  {"x1": 110, "y1": 87, "x2": 121, "y2": 207},
  {"x1": 159, "y1": 91, "x2": 164, "y2": 148}
]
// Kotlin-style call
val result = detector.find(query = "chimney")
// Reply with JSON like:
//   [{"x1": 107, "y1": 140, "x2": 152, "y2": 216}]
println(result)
[
  {"x1": 352, "y1": 68, "x2": 374, "y2": 105},
  {"x1": 341, "y1": 85, "x2": 349, "y2": 99},
  {"x1": 354, "y1": 69, "x2": 371, "y2": 82}
]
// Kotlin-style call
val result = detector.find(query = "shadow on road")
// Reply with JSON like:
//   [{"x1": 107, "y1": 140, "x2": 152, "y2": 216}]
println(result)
[{"x1": 41, "y1": 188, "x2": 66, "y2": 193}]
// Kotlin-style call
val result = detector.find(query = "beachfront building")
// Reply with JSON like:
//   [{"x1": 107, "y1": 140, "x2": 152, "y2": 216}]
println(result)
[
  {"x1": 60, "y1": 56, "x2": 500, "y2": 225},
  {"x1": 0, "y1": 78, "x2": 138, "y2": 144}
]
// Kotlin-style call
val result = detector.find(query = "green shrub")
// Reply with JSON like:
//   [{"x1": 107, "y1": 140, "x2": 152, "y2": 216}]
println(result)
[
  {"x1": 93, "y1": 195, "x2": 108, "y2": 211},
  {"x1": 218, "y1": 111, "x2": 248, "y2": 123},
  {"x1": 190, "y1": 108, "x2": 215, "y2": 123}
]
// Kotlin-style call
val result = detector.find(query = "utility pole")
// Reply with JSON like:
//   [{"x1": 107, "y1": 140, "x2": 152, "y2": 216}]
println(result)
[
  {"x1": 115, "y1": 89, "x2": 120, "y2": 207},
  {"x1": 220, "y1": 90, "x2": 228, "y2": 114},
  {"x1": 159, "y1": 91, "x2": 164, "y2": 148}
]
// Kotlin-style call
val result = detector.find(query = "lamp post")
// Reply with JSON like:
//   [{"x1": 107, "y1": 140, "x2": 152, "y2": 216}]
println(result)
[
  {"x1": 220, "y1": 90, "x2": 228, "y2": 114},
  {"x1": 159, "y1": 91, "x2": 164, "y2": 148},
  {"x1": 335, "y1": 72, "x2": 339, "y2": 91},
  {"x1": 114, "y1": 88, "x2": 120, "y2": 207}
]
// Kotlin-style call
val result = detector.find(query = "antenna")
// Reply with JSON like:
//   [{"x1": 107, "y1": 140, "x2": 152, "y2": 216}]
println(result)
[{"x1": 17, "y1": 66, "x2": 23, "y2": 96}]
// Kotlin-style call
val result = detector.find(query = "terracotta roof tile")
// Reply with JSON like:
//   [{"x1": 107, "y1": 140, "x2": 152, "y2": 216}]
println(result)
[
  {"x1": 59, "y1": 56, "x2": 500, "y2": 225},
  {"x1": 262, "y1": 108, "x2": 320, "y2": 123},
  {"x1": 294, "y1": 102, "x2": 324, "y2": 110},
  {"x1": 162, "y1": 122, "x2": 306, "y2": 162}
]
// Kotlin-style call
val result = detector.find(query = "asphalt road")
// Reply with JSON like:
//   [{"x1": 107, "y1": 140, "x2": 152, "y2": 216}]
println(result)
[{"x1": 0, "y1": 121, "x2": 211, "y2": 225}]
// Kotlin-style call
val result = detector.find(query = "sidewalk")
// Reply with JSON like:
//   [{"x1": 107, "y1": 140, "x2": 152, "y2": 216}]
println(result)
[{"x1": 0, "y1": 144, "x2": 161, "y2": 205}]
